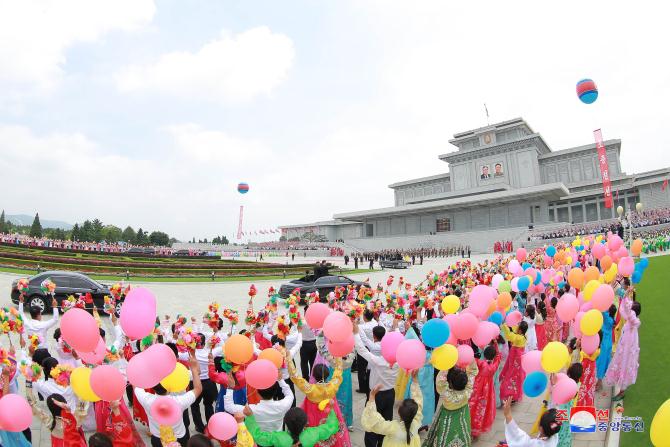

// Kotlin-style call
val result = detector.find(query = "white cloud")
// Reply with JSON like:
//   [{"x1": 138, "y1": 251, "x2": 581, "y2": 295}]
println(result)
[
  {"x1": 115, "y1": 27, "x2": 295, "y2": 103},
  {"x1": 0, "y1": 0, "x2": 155, "y2": 90}
]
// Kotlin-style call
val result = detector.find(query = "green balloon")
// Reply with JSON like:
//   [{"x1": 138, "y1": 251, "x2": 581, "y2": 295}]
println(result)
[{"x1": 498, "y1": 280, "x2": 512, "y2": 293}]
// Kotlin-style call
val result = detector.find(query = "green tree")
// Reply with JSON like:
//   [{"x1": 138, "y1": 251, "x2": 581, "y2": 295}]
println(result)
[
  {"x1": 279, "y1": 235, "x2": 287, "y2": 242},
  {"x1": 103, "y1": 225, "x2": 123, "y2": 243},
  {"x1": 29, "y1": 213, "x2": 43, "y2": 237},
  {"x1": 80, "y1": 220, "x2": 93, "y2": 242},
  {"x1": 92, "y1": 219, "x2": 104, "y2": 242},
  {"x1": 122, "y1": 226, "x2": 136, "y2": 244},
  {"x1": 71, "y1": 223, "x2": 81, "y2": 241},
  {"x1": 149, "y1": 231, "x2": 170, "y2": 246},
  {"x1": 222, "y1": 235, "x2": 229, "y2": 245},
  {"x1": 135, "y1": 228, "x2": 148, "y2": 245},
  {"x1": 0, "y1": 210, "x2": 6, "y2": 233}
]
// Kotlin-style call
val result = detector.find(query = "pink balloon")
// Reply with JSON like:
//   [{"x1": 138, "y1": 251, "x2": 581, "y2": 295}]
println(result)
[
  {"x1": 580, "y1": 301, "x2": 593, "y2": 312},
  {"x1": 574, "y1": 311, "x2": 585, "y2": 338},
  {"x1": 322, "y1": 312, "x2": 353, "y2": 343},
  {"x1": 511, "y1": 277, "x2": 520, "y2": 292},
  {"x1": 0, "y1": 394, "x2": 32, "y2": 432},
  {"x1": 127, "y1": 344, "x2": 176, "y2": 388},
  {"x1": 452, "y1": 313, "x2": 478, "y2": 340},
  {"x1": 246, "y1": 359, "x2": 278, "y2": 390},
  {"x1": 608, "y1": 234, "x2": 623, "y2": 251},
  {"x1": 328, "y1": 334, "x2": 354, "y2": 357},
  {"x1": 483, "y1": 321, "x2": 500, "y2": 339},
  {"x1": 61, "y1": 308, "x2": 99, "y2": 352},
  {"x1": 543, "y1": 256, "x2": 552, "y2": 268},
  {"x1": 516, "y1": 248, "x2": 527, "y2": 262},
  {"x1": 521, "y1": 350, "x2": 543, "y2": 373},
  {"x1": 592, "y1": 243, "x2": 606, "y2": 260},
  {"x1": 552, "y1": 377, "x2": 578, "y2": 404},
  {"x1": 120, "y1": 287, "x2": 157, "y2": 340},
  {"x1": 208, "y1": 412, "x2": 238, "y2": 441},
  {"x1": 381, "y1": 331, "x2": 404, "y2": 365},
  {"x1": 305, "y1": 303, "x2": 330, "y2": 329},
  {"x1": 582, "y1": 334, "x2": 600, "y2": 355},
  {"x1": 456, "y1": 344, "x2": 474, "y2": 367},
  {"x1": 616, "y1": 245, "x2": 629, "y2": 259},
  {"x1": 618, "y1": 257, "x2": 635, "y2": 277},
  {"x1": 90, "y1": 365, "x2": 126, "y2": 402},
  {"x1": 491, "y1": 274, "x2": 504, "y2": 289},
  {"x1": 469, "y1": 285, "x2": 494, "y2": 318},
  {"x1": 396, "y1": 339, "x2": 427, "y2": 371},
  {"x1": 592, "y1": 285, "x2": 615, "y2": 312},
  {"x1": 78, "y1": 336, "x2": 106, "y2": 365},
  {"x1": 508, "y1": 259, "x2": 521, "y2": 275},
  {"x1": 505, "y1": 310, "x2": 523, "y2": 327},
  {"x1": 150, "y1": 396, "x2": 181, "y2": 426},
  {"x1": 556, "y1": 294, "x2": 579, "y2": 322},
  {"x1": 472, "y1": 321, "x2": 494, "y2": 348}
]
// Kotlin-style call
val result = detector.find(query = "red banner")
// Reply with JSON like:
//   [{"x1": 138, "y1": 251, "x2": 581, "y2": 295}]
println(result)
[{"x1": 594, "y1": 129, "x2": 613, "y2": 208}]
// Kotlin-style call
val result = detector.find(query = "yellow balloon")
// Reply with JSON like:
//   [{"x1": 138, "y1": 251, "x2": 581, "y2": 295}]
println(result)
[
  {"x1": 604, "y1": 264, "x2": 618, "y2": 283},
  {"x1": 583, "y1": 280, "x2": 600, "y2": 301},
  {"x1": 431, "y1": 344, "x2": 458, "y2": 370},
  {"x1": 160, "y1": 363, "x2": 190, "y2": 393},
  {"x1": 651, "y1": 398, "x2": 670, "y2": 446},
  {"x1": 71, "y1": 366, "x2": 100, "y2": 402},
  {"x1": 580, "y1": 309, "x2": 604, "y2": 336},
  {"x1": 541, "y1": 342, "x2": 569, "y2": 373},
  {"x1": 565, "y1": 256, "x2": 572, "y2": 266},
  {"x1": 441, "y1": 295, "x2": 460, "y2": 314}
]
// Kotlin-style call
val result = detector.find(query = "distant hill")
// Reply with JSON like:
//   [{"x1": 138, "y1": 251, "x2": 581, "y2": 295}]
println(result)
[{"x1": 7, "y1": 214, "x2": 73, "y2": 230}]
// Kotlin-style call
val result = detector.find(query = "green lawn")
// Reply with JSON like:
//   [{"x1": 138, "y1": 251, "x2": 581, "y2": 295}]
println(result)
[{"x1": 620, "y1": 254, "x2": 669, "y2": 446}]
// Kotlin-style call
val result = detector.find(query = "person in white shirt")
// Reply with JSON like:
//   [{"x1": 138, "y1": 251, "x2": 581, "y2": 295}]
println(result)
[
  {"x1": 224, "y1": 371, "x2": 293, "y2": 432},
  {"x1": 18, "y1": 294, "x2": 59, "y2": 349},
  {"x1": 299, "y1": 306, "x2": 318, "y2": 380},
  {"x1": 357, "y1": 310, "x2": 380, "y2": 397},
  {"x1": 177, "y1": 333, "x2": 223, "y2": 433},
  {"x1": 353, "y1": 322, "x2": 399, "y2": 447},
  {"x1": 135, "y1": 351, "x2": 202, "y2": 447},
  {"x1": 502, "y1": 397, "x2": 560, "y2": 446}
]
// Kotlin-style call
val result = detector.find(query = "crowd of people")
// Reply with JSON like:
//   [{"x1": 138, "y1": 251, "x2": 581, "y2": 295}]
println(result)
[
  {"x1": 493, "y1": 241, "x2": 515, "y2": 254},
  {"x1": 0, "y1": 231, "x2": 646, "y2": 447},
  {"x1": 0, "y1": 233, "x2": 179, "y2": 256},
  {"x1": 346, "y1": 246, "x2": 472, "y2": 268}
]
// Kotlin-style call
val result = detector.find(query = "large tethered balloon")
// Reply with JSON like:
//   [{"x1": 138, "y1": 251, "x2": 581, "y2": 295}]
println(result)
[{"x1": 237, "y1": 182, "x2": 249, "y2": 194}]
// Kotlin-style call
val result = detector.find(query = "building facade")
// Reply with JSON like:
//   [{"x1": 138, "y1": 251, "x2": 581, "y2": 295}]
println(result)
[{"x1": 281, "y1": 118, "x2": 670, "y2": 247}]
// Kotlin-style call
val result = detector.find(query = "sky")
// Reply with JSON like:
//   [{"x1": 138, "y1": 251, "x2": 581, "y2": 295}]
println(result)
[{"x1": 1, "y1": 0, "x2": 669, "y2": 241}]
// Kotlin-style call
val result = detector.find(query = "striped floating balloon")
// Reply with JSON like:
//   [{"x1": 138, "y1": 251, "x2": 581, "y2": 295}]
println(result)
[
  {"x1": 237, "y1": 182, "x2": 249, "y2": 194},
  {"x1": 576, "y1": 78, "x2": 598, "y2": 104}
]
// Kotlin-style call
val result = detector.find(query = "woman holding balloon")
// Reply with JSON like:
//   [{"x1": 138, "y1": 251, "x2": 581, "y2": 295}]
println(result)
[
  {"x1": 499, "y1": 321, "x2": 528, "y2": 403},
  {"x1": 605, "y1": 295, "x2": 642, "y2": 400}
]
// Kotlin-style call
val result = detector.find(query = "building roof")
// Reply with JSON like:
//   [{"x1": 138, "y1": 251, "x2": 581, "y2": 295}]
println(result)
[
  {"x1": 333, "y1": 183, "x2": 570, "y2": 221},
  {"x1": 279, "y1": 220, "x2": 360, "y2": 229},
  {"x1": 388, "y1": 172, "x2": 451, "y2": 189},
  {"x1": 449, "y1": 117, "x2": 532, "y2": 142},
  {"x1": 538, "y1": 139, "x2": 621, "y2": 160}
]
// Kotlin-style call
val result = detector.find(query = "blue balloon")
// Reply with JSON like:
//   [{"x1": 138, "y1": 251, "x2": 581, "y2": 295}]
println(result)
[
  {"x1": 422, "y1": 318, "x2": 450, "y2": 348},
  {"x1": 546, "y1": 246, "x2": 557, "y2": 257},
  {"x1": 523, "y1": 371, "x2": 548, "y2": 398},
  {"x1": 575, "y1": 261, "x2": 581, "y2": 268},
  {"x1": 522, "y1": 262, "x2": 531, "y2": 271},
  {"x1": 518, "y1": 276, "x2": 530, "y2": 292},
  {"x1": 631, "y1": 270, "x2": 643, "y2": 284},
  {"x1": 638, "y1": 258, "x2": 649, "y2": 270},
  {"x1": 558, "y1": 281, "x2": 566, "y2": 289},
  {"x1": 533, "y1": 272, "x2": 542, "y2": 285},
  {"x1": 488, "y1": 311, "x2": 504, "y2": 326}
]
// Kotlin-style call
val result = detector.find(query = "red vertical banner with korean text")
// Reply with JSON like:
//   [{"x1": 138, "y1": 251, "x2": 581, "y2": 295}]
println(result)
[{"x1": 594, "y1": 129, "x2": 613, "y2": 208}]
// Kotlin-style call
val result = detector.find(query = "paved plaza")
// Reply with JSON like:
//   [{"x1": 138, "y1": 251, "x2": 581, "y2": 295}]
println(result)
[{"x1": 0, "y1": 255, "x2": 610, "y2": 446}]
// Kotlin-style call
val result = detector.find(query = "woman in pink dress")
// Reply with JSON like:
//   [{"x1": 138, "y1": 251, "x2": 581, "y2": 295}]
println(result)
[
  {"x1": 535, "y1": 299, "x2": 548, "y2": 350},
  {"x1": 544, "y1": 296, "x2": 561, "y2": 343},
  {"x1": 499, "y1": 321, "x2": 528, "y2": 403},
  {"x1": 605, "y1": 297, "x2": 641, "y2": 399},
  {"x1": 469, "y1": 344, "x2": 501, "y2": 437}
]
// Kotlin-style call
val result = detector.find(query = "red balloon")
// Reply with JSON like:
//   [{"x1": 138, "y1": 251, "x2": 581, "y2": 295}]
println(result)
[
  {"x1": 322, "y1": 312, "x2": 352, "y2": 343},
  {"x1": 245, "y1": 359, "x2": 278, "y2": 390},
  {"x1": 305, "y1": 303, "x2": 330, "y2": 329},
  {"x1": 328, "y1": 334, "x2": 355, "y2": 357},
  {"x1": 61, "y1": 308, "x2": 99, "y2": 352},
  {"x1": 90, "y1": 365, "x2": 126, "y2": 402}
]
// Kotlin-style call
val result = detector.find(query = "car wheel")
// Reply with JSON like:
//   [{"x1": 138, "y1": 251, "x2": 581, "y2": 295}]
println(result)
[{"x1": 28, "y1": 295, "x2": 47, "y2": 313}]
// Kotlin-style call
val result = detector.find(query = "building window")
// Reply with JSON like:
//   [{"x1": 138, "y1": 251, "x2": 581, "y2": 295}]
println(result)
[
  {"x1": 557, "y1": 207, "x2": 569, "y2": 223},
  {"x1": 585, "y1": 203, "x2": 598, "y2": 221},
  {"x1": 571, "y1": 205, "x2": 584, "y2": 223},
  {"x1": 365, "y1": 224, "x2": 373, "y2": 237},
  {"x1": 436, "y1": 218, "x2": 451, "y2": 233}
]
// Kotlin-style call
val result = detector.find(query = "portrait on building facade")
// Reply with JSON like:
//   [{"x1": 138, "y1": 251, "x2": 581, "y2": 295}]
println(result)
[
  {"x1": 494, "y1": 162, "x2": 504, "y2": 177},
  {"x1": 480, "y1": 165, "x2": 491, "y2": 179}
]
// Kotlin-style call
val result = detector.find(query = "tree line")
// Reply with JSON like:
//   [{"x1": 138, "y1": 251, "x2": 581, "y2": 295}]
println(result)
[{"x1": 0, "y1": 211, "x2": 175, "y2": 247}]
